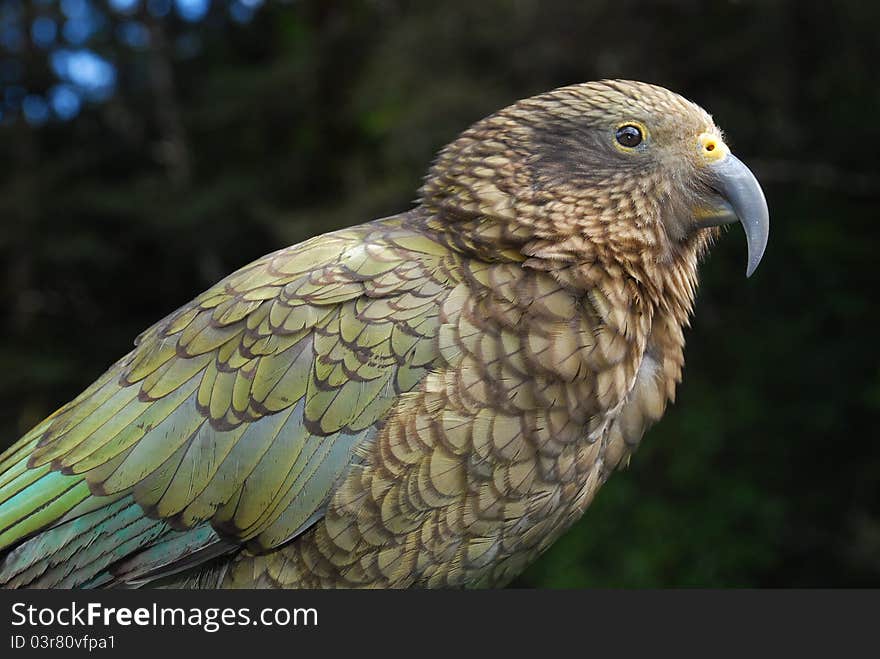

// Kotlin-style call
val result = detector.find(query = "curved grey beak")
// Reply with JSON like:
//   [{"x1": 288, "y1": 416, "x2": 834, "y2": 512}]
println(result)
[{"x1": 701, "y1": 154, "x2": 770, "y2": 277}]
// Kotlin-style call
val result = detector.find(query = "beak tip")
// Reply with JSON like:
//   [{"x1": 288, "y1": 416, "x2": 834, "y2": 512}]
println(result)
[
  {"x1": 744, "y1": 213, "x2": 769, "y2": 278},
  {"x1": 745, "y1": 238, "x2": 767, "y2": 278}
]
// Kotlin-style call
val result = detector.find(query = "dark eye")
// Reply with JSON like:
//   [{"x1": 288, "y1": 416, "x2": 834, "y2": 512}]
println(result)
[{"x1": 615, "y1": 124, "x2": 643, "y2": 148}]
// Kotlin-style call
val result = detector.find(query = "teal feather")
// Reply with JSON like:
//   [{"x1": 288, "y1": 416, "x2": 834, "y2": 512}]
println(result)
[{"x1": 0, "y1": 496, "x2": 224, "y2": 588}]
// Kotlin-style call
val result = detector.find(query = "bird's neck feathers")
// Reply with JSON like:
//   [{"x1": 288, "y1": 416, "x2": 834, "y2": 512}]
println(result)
[{"x1": 522, "y1": 226, "x2": 712, "y2": 328}]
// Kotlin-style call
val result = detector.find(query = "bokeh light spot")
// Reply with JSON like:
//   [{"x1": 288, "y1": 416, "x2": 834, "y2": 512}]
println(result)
[
  {"x1": 49, "y1": 84, "x2": 82, "y2": 120},
  {"x1": 108, "y1": 0, "x2": 140, "y2": 14},
  {"x1": 117, "y1": 21, "x2": 150, "y2": 49},
  {"x1": 147, "y1": 0, "x2": 172, "y2": 17},
  {"x1": 175, "y1": 0, "x2": 210, "y2": 23},
  {"x1": 22, "y1": 94, "x2": 50, "y2": 125},
  {"x1": 50, "y1": 49, "x2": 117, "y2": 101},
  {"x1": 31, "y1": 17, "x2": 57, "y2": 49}
]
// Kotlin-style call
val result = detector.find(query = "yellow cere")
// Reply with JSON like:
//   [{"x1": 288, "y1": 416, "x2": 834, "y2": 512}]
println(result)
[{"x1": 698, "y1": 132, "x2": 729, "y2": 163}]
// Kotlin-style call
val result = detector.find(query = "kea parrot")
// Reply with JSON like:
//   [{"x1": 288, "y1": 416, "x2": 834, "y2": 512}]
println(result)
[{"x1": 0, "y1": 80, "x2": 769, "y2": 588}]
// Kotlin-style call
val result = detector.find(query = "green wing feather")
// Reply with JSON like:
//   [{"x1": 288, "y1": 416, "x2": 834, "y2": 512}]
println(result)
[{"x1": 0, "y1": 216, "x2": 458, "y2": 586}]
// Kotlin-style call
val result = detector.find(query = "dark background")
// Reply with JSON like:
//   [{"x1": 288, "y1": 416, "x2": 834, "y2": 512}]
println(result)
[{"x1": 1, "y1": 0, "x2": 878, "y2": 587}]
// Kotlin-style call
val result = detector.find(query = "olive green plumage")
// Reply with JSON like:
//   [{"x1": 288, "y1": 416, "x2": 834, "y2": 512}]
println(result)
[{"x1": 0, "y1": 80, "x2": 768, "y2": 588}]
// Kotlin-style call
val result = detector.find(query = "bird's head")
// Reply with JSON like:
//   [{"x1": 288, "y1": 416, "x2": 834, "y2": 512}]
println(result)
[{"x1": 421, "y1": 79, "x2": 769, "y2": 282}]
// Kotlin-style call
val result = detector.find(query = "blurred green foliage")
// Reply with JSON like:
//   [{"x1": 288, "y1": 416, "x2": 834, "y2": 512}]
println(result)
[{"x1": 1, "y1": 0, "x2": 878, "y2": 586}]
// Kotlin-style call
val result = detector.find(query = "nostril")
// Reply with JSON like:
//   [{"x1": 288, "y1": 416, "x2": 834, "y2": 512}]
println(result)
[{"x1": 699, "y1": 132, "x2": 725, "y2": 158}]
